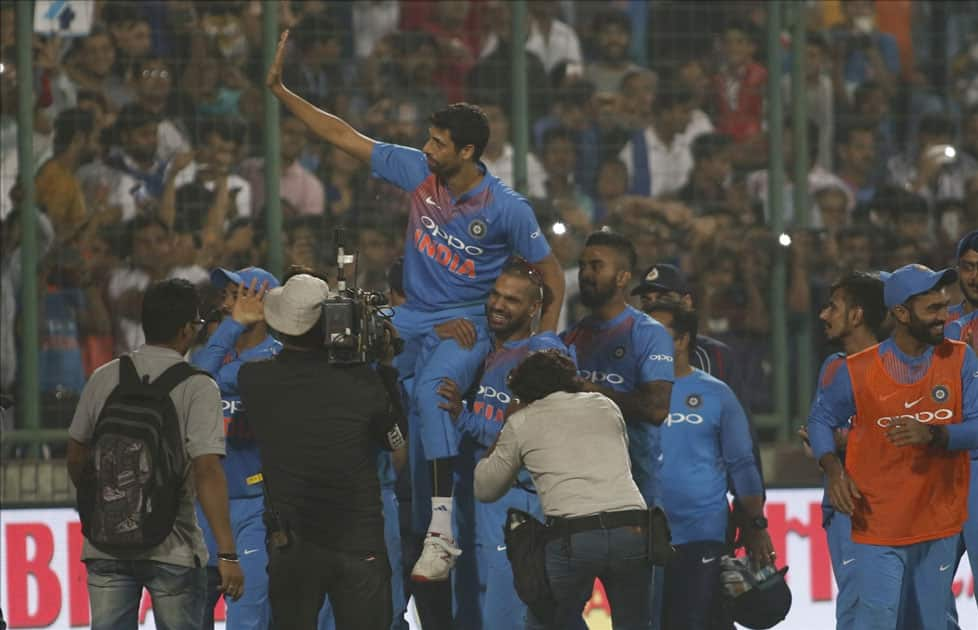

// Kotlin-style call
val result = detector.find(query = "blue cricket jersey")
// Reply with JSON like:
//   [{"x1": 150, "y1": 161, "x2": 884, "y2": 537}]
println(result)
[
  {"x1": 659, "y1": 369, "x2": 763, "y2": 545},
  {"x1": 370, "y1": 143, "x2": 551, "y2": 311},
  {"x1": 562, "y1": 304, "x2": 675, "y2": 504},
  {"x1": 946, "y1": 310, "x2": 977, "y2": 347},
  {"x1": 809, "y1": 352, "x2": 849, "y2": 525},
  {"x1": 808, "y1": 338, "x2": 978, "y2": 462},
  {"x1": 949, "y1": 302, "x2": 967, "y2": 321},
  {"x1": 192, "y1": 318, "x2": 282, "y2": 498}
]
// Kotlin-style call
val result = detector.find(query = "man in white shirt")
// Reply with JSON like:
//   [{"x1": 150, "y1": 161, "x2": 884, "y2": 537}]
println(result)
[
  {"x1": 479, "y1": 101, "x2": 546, "y2": 198},
  {"x1": 526, "y1": 1, "x2": 582, "y2": 74},
  {"x1": 171, "y1": 118, "x2": 252, "y2": 221}
]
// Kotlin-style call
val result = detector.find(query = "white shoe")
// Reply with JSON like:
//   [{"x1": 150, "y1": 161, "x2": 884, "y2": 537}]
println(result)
[{"x1": 411, "y1": 534, "x2": 462, "y2": 582}]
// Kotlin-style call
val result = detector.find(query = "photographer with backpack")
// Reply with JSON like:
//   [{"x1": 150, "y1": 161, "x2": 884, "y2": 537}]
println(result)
[{"x1": 67, "y1": 278, "x2": 244, "y2": 630}]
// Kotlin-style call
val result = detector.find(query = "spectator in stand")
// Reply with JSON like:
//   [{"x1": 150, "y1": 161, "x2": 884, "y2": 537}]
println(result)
[
  {"x1": 171, "y1": 117, "x2": 252, "y2": 222},
  {"x1": 850, "y1": 80, "x2": 899, "y2": 173},
  {"x1": 132, "y1": 56, "x2": 191, "y2": 162},
  {"x1": 618, "y1": 68, "x2": 656, "y2": 134},
  {"x1": 887, "y1": 112, "x2": 978, "y2": 207},
  {"x1": 533, "y1": 79, "x2": 601, "y2": 194},
  {"x1": 836, "y1": 225, "x2": 877, "y2": 275},
  {"x1": 282, "y1": 14, "x2": 351, "y2": 113},
  {"x1": 478, "y1": 100, "x2": 546, "y2": 198},
  {"x1": 619, "y1": 85, "x2": 699, "y2": 198},
  {"x1": 871, "y1": 186, "x2": 934, "y2": 248},
  {"x1": 675, "y1": 58, "x2": 715, "y2": 145},
  {"x1": 321, "y1": 145, "x2": 366, "y2": 224},
  {"x1": 63, "y1": 26, "x2": 131, "y2": 109},
  {"x1": 593, "y1": 157, "x2": 630, "y2": 222},
  {"x1": 79, "y1": 103, "x2": 170, "y2": 224},
  {"x1": 835, "y1": 120, "x2": 880, "y2": 207},
  {"x1": 107, "y1": 216, "x2": 174, "y2": 355},
  {"x1": 241, "y1": 112, "x2": 325, "y2": 218},
  {"x1": 828, "y1": 0, "x2": 901, "y2": 102},
  {"x1": 395, "y1": 31, "x2": 449, "y2": 118},
  {"x1": 526, "y1": 1, "x2": 582, "y2": 74},
  {"x1": 783, "y1": 33, "x2": 834, "y2": 171},
  {"x1": 746, "y1": 117, "x2": 852, "y2": 227},
  {"x1": 102, "y1": 3, "x2": 152, "y2": 91},
  {"x1": 584, "y1": 10, "x2": 642, "y2": 94},
  {"x1": 285, "y1": 216, "x2": 331, "y2": 277},
  {"x1": 675, "y1": 133, "x2": 735, "y2": 214},
  {"x1": 35, "y1": 108, "x2": 101, "y2": 242},
  {"x1": 540, "y1": 126, "x2": 596, "y2": 224},
  {"x1": 355, "y1": 222, "x2": 396, "y2": 293},
  {"x1": 351, "y1": 1, "x2": 400, "y2": 60},
  {"x1": 467, "y1": 0, "x2": 551, "y2": 123},
  {"x1": 962, "y1": 106, "x2": 978, "y2": 162},
  {"x1": 407, "y1": 0, "x2": 482, "y2": 104},
  {"x1": 712, "y1": 21, "x2": 767, "y2": 148}
]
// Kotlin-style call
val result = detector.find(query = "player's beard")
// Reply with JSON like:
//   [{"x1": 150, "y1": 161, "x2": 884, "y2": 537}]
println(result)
[
  {"x1": 907, "y1": 310, "x2": 945, "y2": 346},
  {"x1": 580, "y1": 280, "x2": 617, "y2": 308}
]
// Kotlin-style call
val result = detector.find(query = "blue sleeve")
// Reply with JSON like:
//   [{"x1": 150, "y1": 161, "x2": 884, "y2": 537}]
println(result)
[
  {"x1": 945, "y1": 320, "x2": 963, "y2": 342},
  {"x1": 808, "y1": 362, "x2": 857, "y2": 460},
  {"x1": 635, "y1": 318, "x2": 675, "y2": 383},
  {"x1": 946, "y1": 346, "x2": 978, "y2": 451},
  {"x1": 720, "y1": 386, "x2": 765, "y2": 498},
  {"x1": 370, "y1": 143, "x2": 430, "y2": 191},
  {"x1": 528, "y1": 331, "x2": 569, "y2": 355},
  {"x1": 456, "y1": 409, "x2": 502, "y2": 448},
  {"x1": 191, "y1": 318, "x2": 245, "y2": 391},
  {"x1": 501, "y1": 196, "x2": 551, "y2": 264},
  {"x1": 877, "y1": 33, "x2": 901, "y2": 75}
]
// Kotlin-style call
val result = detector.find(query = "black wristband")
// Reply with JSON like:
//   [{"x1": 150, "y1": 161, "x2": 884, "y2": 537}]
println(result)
[{"x1": 928, "y1": 425, "x2": 945, "y2": 448}]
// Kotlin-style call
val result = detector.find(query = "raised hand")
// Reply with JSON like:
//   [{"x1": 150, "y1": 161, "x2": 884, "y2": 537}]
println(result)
[
  {"x1": 266, "y1": 30, "x2": 289, "y2": 91},
  {"x1": 231, "y1": 278, "x2": 269, "y2": 326}
]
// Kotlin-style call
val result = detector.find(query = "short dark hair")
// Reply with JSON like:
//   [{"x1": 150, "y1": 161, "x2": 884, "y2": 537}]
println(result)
[
  {"x1": 132, "y1": 55, "x2": 171, "y2": 79},
  {"x1": 142, "y1": 279, "x2": 199, "y2": 344},
  {"x1": 835, "y1": 119, "x2": 875, "y2": 148},
  {"x1": 429, "y1": 103, "x2": 490, "y2": 161},
  {"x1": 870, "y1": 186, "x2": 929, "y2": 218},
  {"x1": 553, "y1": 79, "x2": 595, "y2": 108},
  {"x1": 500, "y1": 257, "x2": 545, "y2": 302},
  {"x1": 806, "y1": 31, "x2": 830, "y2": 53},
  {"x1": 691, "y1": 133, "x2": 732, "y2": 163},
  {"x1": 508, "y1": 349, "x2": 581, "y2": 404},
  {"x1": 723, "y1": 19, "x2": 762, "y2": 48},
  {"x1": 116, "y1": 103, "x2": 161, "y2": 133},
  {"x1": 646, "y1": 301, "x2": 699, "y2": 353},
  {"x1": 541, "y1": 125, "x2": 577, "y2": 152},
  {"x1": 917, "y1": 112, "x2": 955, "y2": 139},
  {"x1": 830, "y1": 271, "x2": 887, "y2": 340},
  {"x1": 195, "y1": 116, "x2": 247, "y2": 148},
  {"x1": 592, "y1": 10, "x2": 631, "y2": 34},
  {"x1": 102, "y1": 3, "x2": 147, "y2": 26},
  {"x1": 53, "y1": 108, "x2": 95, "y2": 155},
  {"x1": 585, "y1": 230, "x2": 637, "y2": 272},
  {"x1": 653, "y1": 84, "x2": 695, "y2": 111},
  {"x1": 292, "y1": 13, "x2": 339, "y2": 52}
]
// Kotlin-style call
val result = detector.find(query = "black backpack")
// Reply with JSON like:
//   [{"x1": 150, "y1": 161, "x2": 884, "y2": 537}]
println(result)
[{"x1": 77, "y1": 355, "x2": 204, "y2": 554}]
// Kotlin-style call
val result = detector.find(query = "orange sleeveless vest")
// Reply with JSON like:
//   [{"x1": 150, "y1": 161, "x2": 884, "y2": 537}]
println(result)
[{"x1": 845, "y1": 340, "x2": 969, "y2": 546}]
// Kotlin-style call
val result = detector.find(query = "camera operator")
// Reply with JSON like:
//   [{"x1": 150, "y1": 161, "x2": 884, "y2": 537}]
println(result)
[
  {"x1": 238, "y1": 273, "x2": 406, "y2": 630},
  {"x1": 474, "y1": 350, "x2": 652, "y2": 630}
]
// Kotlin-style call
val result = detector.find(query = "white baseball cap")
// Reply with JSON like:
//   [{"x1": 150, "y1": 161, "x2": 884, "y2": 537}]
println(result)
[{"x1": 263, "y1": 274, "x2": 329, "y2": 336}]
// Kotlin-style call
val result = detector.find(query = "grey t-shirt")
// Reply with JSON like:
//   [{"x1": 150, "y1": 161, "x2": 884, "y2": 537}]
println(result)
[
  {"x1": 69, "y1": 345, "x2": 225, "y2": 567},
  {"x1": 474, "y1": 391, "x2": 647, "y2": 518}
]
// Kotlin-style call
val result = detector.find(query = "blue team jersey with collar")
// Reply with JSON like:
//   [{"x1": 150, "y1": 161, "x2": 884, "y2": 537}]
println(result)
[
  {"x1": 808, "y1": 338, "x2": 978, "y2": 462},
  {"x1": 659, "y1": 369, "x2": 762, "y2": 545},
  {"x1": 946, "y1": 310, "x2": 978, "y2": 348},
  {"x1": 191, "y1": 319, "x2": 282, "y2": 498},
  {"x1": 561, "y1": 304, "x2": 675, "y2": 504},
  {"x1": 370, "y1": 143, "x2": 551, "y2": 312},
  {"x1": 949, "y1": 302, "x2": 967, "y2": 321}
]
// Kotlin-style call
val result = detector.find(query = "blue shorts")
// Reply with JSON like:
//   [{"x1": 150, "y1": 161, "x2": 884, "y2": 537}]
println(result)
[
  {"x1": 950, "y1": 458, "x2": 978, "y2": 620},
  {"x1": 198, "y1": 495, "x2": 270, "y2": 630},
  {"x1": 825, "y1": 511, "x2": 858, "y2": 630},
  {"x1": 392, "y1": 303, "x2": 488, "y2": 460},
  {"x1": 477, "y1": 485, "x2": 542, "y2": 629},
  {"x1": 853, "y1": 534, "x2": 958, "y2": 630}
]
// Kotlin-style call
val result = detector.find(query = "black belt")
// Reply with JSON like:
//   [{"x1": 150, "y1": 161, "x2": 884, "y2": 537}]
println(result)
[{"x1": 547, "y1": 509, "x2": 647, "y2": 536}]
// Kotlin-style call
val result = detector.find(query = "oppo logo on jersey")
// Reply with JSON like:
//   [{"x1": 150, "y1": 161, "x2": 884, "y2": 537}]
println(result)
[
  {"x1": 666, "y1": 413, "x2": 704, "y2": 426},
  {"x1": 579, "y1": 370, "x2": 625, "y2": 385},
  {"x1": 222, "y1": 399, "x2": 244, "y2": 415},
  {"x1": 478, "y1": 385, "x2": 513, "y2": 405},
  {"x1": 414, "y1": 216, "x2": 482, "y2": 278},
  {"x1": 875, "y1": 408, "x2": 953, "y2": 428}
]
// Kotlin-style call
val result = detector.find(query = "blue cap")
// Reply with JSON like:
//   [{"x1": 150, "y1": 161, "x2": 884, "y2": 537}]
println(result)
[
  {"x1": 210, "y1": 267, "x2": 280, "y2": 291},
  {"x1": 883, "y1": 264, "x2": 957, "y2": 308},
  {"x1": 957, "y1": 230, "x2": 978, "y2": 259}
]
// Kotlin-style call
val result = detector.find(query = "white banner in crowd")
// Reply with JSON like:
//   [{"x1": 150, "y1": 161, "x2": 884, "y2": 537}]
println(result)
[{"x1": 1, "y1": 489, "x2": 975, "y2": 629}]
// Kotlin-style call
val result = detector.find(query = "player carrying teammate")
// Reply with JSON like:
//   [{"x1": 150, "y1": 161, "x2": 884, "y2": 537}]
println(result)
[
  {"x1": 808, "y1": 264, "x2": 978, "y2": 629},
  {"x1": 266, "y1": 31, "x2": 564, "y2": 583},
  {"x1": 436, "y1": 259, "x2": 568, "y2": 628},
  {"x1": 801, "y1": 271, "x2": 888, "y2": 629}
]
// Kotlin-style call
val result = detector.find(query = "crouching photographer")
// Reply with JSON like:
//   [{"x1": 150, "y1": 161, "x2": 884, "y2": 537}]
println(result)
[
  {"x1": 474, "y1": 350, "x2": 664, "y2": 630},
  {"x1": 237, "y1": 273, "x2": 406, "y2": 630}
]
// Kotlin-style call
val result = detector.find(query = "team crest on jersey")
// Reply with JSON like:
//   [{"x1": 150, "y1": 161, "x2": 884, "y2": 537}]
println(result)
[
  {"x1": 932, "y1": 385, "x2": 950, "y2": 403},
  {"x1": 468, "y1": 219, "x2": 487, "y2": 239},
  {"x1": 613, "y1": 345, "x2": 626, "y2": 359},
  {"x1": 686, "y1": 394, "x2": 701, "y2": 408},
  {"x1": 646, "y1": 267, "x2": 659, "y2": 282}
]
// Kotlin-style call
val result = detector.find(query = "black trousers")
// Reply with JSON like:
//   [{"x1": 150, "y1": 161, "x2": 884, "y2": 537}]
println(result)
[
  {"x1": 267, "y1": 532, "x2": 392, "y2": 630},
  {"x1": 662, "y1": 540, "x2": 731, "y2": 630}
]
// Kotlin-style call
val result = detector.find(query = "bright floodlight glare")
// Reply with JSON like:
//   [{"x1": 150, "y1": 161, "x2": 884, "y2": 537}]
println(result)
[
  {"x1": 779, "y1": 233, "x2": 792, "y2": 247},
  {"x1": 0, "y1": 63, "x2": 5, "y2": 74},
  {"x1": 944, "y1": 146, "x2": 956, "y2": 159},
  {"x1": 551, "y1": 221, "x2": 567, "y2": 236}
]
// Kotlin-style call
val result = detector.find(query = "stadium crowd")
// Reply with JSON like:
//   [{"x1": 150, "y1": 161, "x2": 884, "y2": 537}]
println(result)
[
  {"x1": 2, "y1": 0, "x2": 977, "y2": 434},
  {"x1": 2, "y1": 2, "x2": 978, "y2": 630}
]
